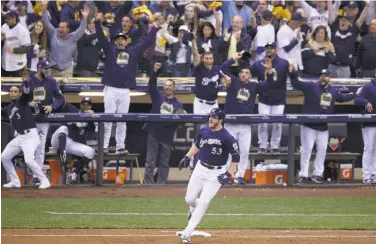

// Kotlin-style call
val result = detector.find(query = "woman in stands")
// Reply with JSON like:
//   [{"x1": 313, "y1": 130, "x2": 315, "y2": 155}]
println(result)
[
  {"x1": 196, "y1": 21, "x2": 222, "y2": 65},
  {"x1": 27, "y1": 20, "x2": 47, "y2": 75}
]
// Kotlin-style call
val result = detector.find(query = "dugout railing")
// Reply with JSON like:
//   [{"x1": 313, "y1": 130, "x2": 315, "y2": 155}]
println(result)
[{"x1": 14, "y1": 113, "x2": 374, "y2": 186}]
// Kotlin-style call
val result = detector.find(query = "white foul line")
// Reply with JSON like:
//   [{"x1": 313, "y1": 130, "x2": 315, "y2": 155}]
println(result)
[
  {"x1": 43, "y1": 211, "x2": 376, "y2": 217},
  {"x1": 3, "y1": 234, "x2": 376, "y2": 238}
]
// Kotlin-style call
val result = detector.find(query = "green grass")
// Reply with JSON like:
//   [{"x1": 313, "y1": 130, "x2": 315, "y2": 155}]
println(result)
[{"x1": 2, "y1": 197, "x2": 376, "y2": 229}]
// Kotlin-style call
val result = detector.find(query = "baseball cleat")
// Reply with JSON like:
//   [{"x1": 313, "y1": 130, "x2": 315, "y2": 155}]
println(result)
[
  {"x1": 363, "y1": 178, "x2": 373, "y2": 184},
  {"x1": 297, "y1": 176, "x2": 309, "y2": 184},
  {"x1": 271, "y1": 148, "x2": 280, "y2": 154},
  {"x1": 39, "y1": 181, "x2": 51, "y2": 190},
  {"x1": 234, "y1": 177, "x2": 246, "y2": 185},
  {"x1": 178, "y1": 232, "x2": 191, "y2": 243},
  {"x1": 116, "y1": 148, "x2": 129, "y2": 155},
  {"x1": 103, "y1": 148, "x2": 109, "y2": 154},
  {"x1": 3, "y1": 182, "x2": 21, "y2": 188},
  {"x1": 311, "y1": 175, "x2": 324, "y2": 184},
  {"x1": 31, "y1": 177, "x2": 41, "y2": 186},
  {"x1": 258, "y1": 148, "x2": 266, "y2": 154},
  {"x1": 68, "y1": 172, "x2": 79, "y2": 184}
]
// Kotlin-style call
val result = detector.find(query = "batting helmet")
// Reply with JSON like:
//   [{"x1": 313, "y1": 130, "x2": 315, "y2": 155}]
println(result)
[{"x1": 208, "y1": 108, "x2": 225, "y2": 120}]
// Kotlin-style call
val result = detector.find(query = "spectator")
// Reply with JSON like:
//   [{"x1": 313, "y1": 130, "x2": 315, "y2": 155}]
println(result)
[
  {"x1": 196, "y1": 21, "x2": 221, "y2": 65},
  {"x1": 329, "y1": 14, "x2": 358, "y2": 78},
  {"x1": 254, "y1": 0, "x2": 271, "y2": 26},
  {"x1": 119, "y1": 15, "x2": 142, "y2": 46},
  {"x1": 295, "y1": 8, "x2": 312, "y2": 49},
  {"x1": 152, "y1": 13, "x2": 170, "y2": 76},
  {"x1": 1, "y1": 10, "x2": 32, "y2": 77},
  {"x1": 298, "y1": 0, "x2": 341, "y2": 39},
  {"x1": 6, "y1": 0, "x2": 33, "y2": 13},
  {"x1": 356, "y1": 19, "x2": 376, "y2": 78},
  {"x1": 219, "y1": 15, "x2": 252, "y2": 75},
  {"x1": 27, "y1": 20, "x2": 47, "y2": 75},
  {"x1": 168, "y1": 25, "x2": 192, "y2": 77},
  {"x1": 332, "y1": 1, "x2": 370, "y2": 31},
  {"x1": 76, "y1": 22, "x2": 101, "y2": 77},
  {"x1": 144, "y1": 63, "x2": 184, "y2": 184},
  {"x1": 149, "y1": 1, "x2": 177, "y2": 17},
  {"x1": 16, "y1": 1, "x2": 39, "y2": 30},
  {"x1": 252, "y1": 10, "x2": 275, "y2": 61},
  {"x1": 41, "y1": 2, "x2": 89, "y2": 77},
  {"x1": 223, "y1": 0, "x2": 252, "y2": 32},
  {"x1": 277, "y1": 12, "x2": 305, "y2": 71},
  {"x1": 365, "y1": 0, "x2": 376, "y2": 26},
  {"x1": 201, "y1": 1, "x2": 223, "y2": 36},
  {"x1": 60, "y1": 1, "x2": 81, "y2": 32},
  {"x1": 301, "y1": 25, "x2": 336, "y2": 78},
  {"x1": 47, "y1": 0, "x2": 65, "y2": 28},
  {"x1": 96, "y1": 0, "x2": 133, "y2": 40},
  {"x1": 173, "y1": 4, "x2": 199, "y2": 36}
]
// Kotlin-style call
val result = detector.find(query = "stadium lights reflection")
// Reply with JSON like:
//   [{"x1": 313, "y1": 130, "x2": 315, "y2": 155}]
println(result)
[
  {"x1": 1, "y1": 91, "x2": 9, "y2": 96},
  {"x1": 217, "y1": 92, "x2": 227, "y2": 97},
  {"x1": 78, "y1": 91, "x2": 147, "y2": 97}
]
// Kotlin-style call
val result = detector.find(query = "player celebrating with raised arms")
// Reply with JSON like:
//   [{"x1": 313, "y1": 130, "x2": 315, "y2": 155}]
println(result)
[
  {"x1": 177, "y1": 108, "x2": 240, "y2": 243},
  {"x1": 289, "y1": 67, "x2": 357, "y2": 184},
  {"x1": 1, "y1": 81, "x2": 51, "y2": 189},
  {"x1": 222, "y1": 58, "x2": 275, "y2": 185},
  {"x1": 50, "y1": 97, "x2": 96, "y2": 184},
  {"x1": 94, "y1": 11, "x2": 162, "y2": 155}
]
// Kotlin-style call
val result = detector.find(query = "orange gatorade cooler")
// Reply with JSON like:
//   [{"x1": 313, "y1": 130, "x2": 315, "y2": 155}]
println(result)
[
  {"x1": 255, "y1": 164, "x2": 287, "y2": 185},
  {"x1": 339, "y1": 164, "x2": 353, "y2": 180}
]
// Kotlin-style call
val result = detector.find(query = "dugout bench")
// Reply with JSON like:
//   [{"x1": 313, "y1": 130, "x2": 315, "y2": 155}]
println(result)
[{"x1": 17, "y1": 152, "x2": 142, "y2": 185}]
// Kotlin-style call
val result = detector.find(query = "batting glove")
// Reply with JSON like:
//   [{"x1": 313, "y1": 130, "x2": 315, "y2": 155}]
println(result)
[
  {"x1": 218, "y1": 171, "x2": 232, "y2": 185},
  {"x1": 179, "y1": 156, "x2": 190, "y2": 171}
]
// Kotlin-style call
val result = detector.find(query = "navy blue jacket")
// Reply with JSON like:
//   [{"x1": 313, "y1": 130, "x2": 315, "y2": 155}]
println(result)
[
  {"x1": 95, "y1": 21, "x2": 158, "y2": 89},
  {"x1": 355, "y1": 34, "x2": 376, "y2": 70},
  {"x1": 251, "y1": 55, "x2": 289, "y2": 105},
  {"x1": 354, "y1": 79, "x2": 376, "y2": 127},
  {"x1": 194, "y1": 127, "x2": 240, "y2": 166},
  {"x1": 194, "y1": 58, "x2": 235, "y2": 101},
  {"x1": 28, "y1": 75, "x2": 65, "y2": 114},
  {"x1": 2, "y1": 82, "x2": 36, "y2": 134},
  {"x1": 290, "y1": 72, "x2": 356, "y2": 131},
  {"x1": 146, "y1": 70, "x2": 183, "y2": 145},
  {"x1": 302, "y1": 48, "x2": 337, "y2": 76}
]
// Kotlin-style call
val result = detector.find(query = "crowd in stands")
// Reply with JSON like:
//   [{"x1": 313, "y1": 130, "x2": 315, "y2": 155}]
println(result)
[{"x1": 2, "y1": 0, "x2": 376, "y2": 79}]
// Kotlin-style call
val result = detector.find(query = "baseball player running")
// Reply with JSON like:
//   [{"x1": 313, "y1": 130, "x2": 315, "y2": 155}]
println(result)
[
  {"x1": 94, "y1": 12, "x2": 162, "y2": 154},
  {"x1": 50, "y1": 97, "x2": 96, "y2": 184},
  {"x1": 251, "y1": 42, "x2": 289, "y2": 154},
  {"x1": 27, "y1": 60, "x2": 65, "y2": 185},
  {"x1": 222, "y1": 58, "x2": 274, "y2": 184},
  {"x1": 177, "y1": 108, "x2": 240, "y2": 243},
  {"x1": 354, "y1": 78, "x2": 376, "y2": 184},
  {"x1": 289, "y1": 67, "x2": 356, "y2": 184},
  {"x1": 1, "y1": 81, "x2": 50, "y2": 189}
]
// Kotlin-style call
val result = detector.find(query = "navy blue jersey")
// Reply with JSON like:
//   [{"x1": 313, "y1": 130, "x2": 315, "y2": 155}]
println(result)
[
  {"x1": 66, "y1": 119, "x2": 96, "y2": 144},
  {"x1": 290, "y1": 72, "x2": 356, "y2": 131},
  {"x1": 224, "y1": 73, "x2": 274, "y2": 114},
  {"x1": 95, "y1": 22, "x2": 158, "y2": 89},
  {"x1": 194, "y1": 58, "x2": 235, "y2": 101},
  {"x1": 354, "y1": 79, "x2": 376, "y2": 127},
  {"x1": 250, "y1": 55, "x2": 289, "y2": 105},
  {"x1": 2, "y1": 83, "x2": 36, "y2": 134},
  {"x1": 194, "y1": 127, "x2": 240, "y2": 166},
  {"x1": 146, "y1": 70, "x2": 184, "y2": 145},
  {"x1": 28, "y1": 75, "x2": 65, "y2": 114}
]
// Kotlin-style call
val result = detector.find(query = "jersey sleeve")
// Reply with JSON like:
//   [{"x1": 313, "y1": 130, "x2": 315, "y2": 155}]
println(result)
[{"x1": 194, "y1": 129, "x2": 203, "y2": 148}]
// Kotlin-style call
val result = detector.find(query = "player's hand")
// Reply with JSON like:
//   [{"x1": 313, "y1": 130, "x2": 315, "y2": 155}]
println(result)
[
  {"x1": 233, "y1": 51, "x2": 244, "y2": 61},
  {"x1": 217, "y1": 171, "x2": 232, "y2": 185},
  {"x1": 154, "y1": 62, "x2": 162, "y2": 72},
  {"x1": 4, "y1": 47, "x2": 14, "y2": 53},
  {"x1": 178, "y1": 156, "x2": 190, "y2": 171},
  {"x1": 365, "y1": 103, "x2": 373, "y2": 113},
  {"x1": 262, "y1": 57, "x2": 272, "y2": 72},
  {"x1": 288, "y1": 63, "x2": 295, "y2": 73},
  {"x1": 43, "y1": 105, "x2": 53, "y2": 114},
  {"x1": 86, "y1": 110, "x2": 94, "y2": 115},
  {"x1": 81, "y1": 4, "x2": 90, "y2": 21}
]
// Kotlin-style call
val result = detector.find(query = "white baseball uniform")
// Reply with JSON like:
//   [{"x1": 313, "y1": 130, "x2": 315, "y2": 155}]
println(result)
[
  {"x1": 1, "y1": 22, "x2": 31, "y2": 71},
  {"x1": 252, "y1": 23, "x2": 275, "y2": 61},
  {"x1": 361, "y1": 127, "x2": 376, "y2": 180},
  {"x1": 277, "y1": 24, "x2": 303, "y2": 71}
]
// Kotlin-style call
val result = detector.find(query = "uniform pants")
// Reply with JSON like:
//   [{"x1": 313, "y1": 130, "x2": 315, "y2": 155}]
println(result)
[
  {"x1": 103, "y1": 86, "x2": 130, "y2": 150},
  {"x1": 1, "y1": 129, "x2": 49, "y2": 185},
  {"x1": 258, "y1": 102, "x2": 285, "y2": 149},
  {"x1": 143, "y1": 134, "x2": 172, "y2": 184},
  {"x1": 361, "y1": 127, "x2": 376, "y2": 180},
  {"x1": 298, "y1": 126, "x2": 329, "y2": 178},
  {"x1": 183, "y1": 161, "x2": 223, "y2": 236},
  {"x1": 328, "y1": 64, "x2": 351, "y2": 78},
  {"x1": 34, "y1": 123, "x2": 50, "y2": 177},
  {"x1": 189, "y1": 97, "x2": 218, "y2": 169},
  {"x1": 51, "y1": 126, "x2": 95, "y2": 160},
  {"x1": 225, "y1": 123, "x2": 251, "y2": 178}
]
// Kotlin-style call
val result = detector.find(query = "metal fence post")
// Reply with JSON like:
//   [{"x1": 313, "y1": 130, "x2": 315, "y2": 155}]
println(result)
[
  {"x1": 96, "y1": 122, "x2": 104, "y2": 186},
  {"x1": 287, "y1": 123, "x2": 296, "y2": 186}
]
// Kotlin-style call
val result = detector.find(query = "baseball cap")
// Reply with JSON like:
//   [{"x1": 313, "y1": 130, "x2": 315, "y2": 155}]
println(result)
[
  {"x1": 320, "y1": 69, "x2": 331, "y2": 76},
  {"x1": 179, "y1": 25, "x2": 188, "y2": 32},
  {"x1": 209, "y1": 108, "x2": 225, "y2": 120},
  {"x1": 265, "y1": 42, "x2": 276, "y2": 48},
  {"x1": 347, "y1": 1, "x2": 358, "y2": 9},
  {"x1": 115, "y1": 32, "x2": 127, "y2": 39},
  {"x1": 37, "y1": 60, "x2": 51, "y2": 69},
  {"x1": 262, "y1": 10, "x2": 273, "y2": 21},
  {"x1": 81, "y1": 97, "x2": 92, "y2": 104},
  {"x1": 5, "y1": 10, "x2": 18, "y2": 19},
  {"x1": 291, "y1": 12, "x2": 306, "y2": 22}
]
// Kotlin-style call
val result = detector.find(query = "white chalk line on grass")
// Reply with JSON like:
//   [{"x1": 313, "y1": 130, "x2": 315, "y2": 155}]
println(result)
[
  {"x1": 43, "y1": 211, "x2": 376, "y2": 217},
  {"x1": 2, "y1": 234, "x2": 376, "y2": 238}
]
